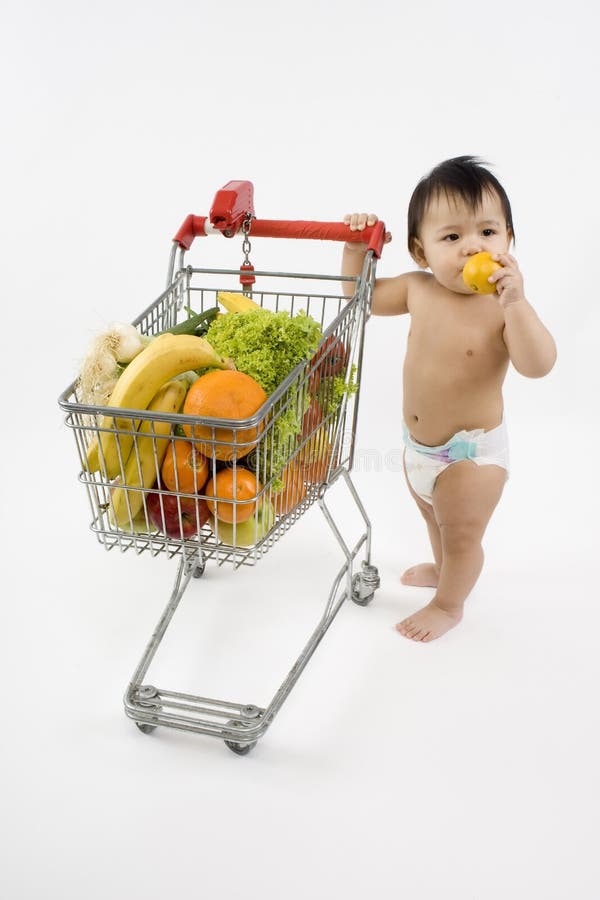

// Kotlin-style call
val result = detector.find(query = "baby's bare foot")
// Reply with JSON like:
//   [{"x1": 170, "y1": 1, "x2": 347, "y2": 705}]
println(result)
[
  {"x1": 400, "y1": 563, "x2": 440, "y2": 587},
  {"x1": 395, "y1": 601, "x2": 463, "y2": 642}
]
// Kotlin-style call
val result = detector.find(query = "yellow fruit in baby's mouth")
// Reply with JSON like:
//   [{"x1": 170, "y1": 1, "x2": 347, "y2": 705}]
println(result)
[{"x1": 462, "y1": 252, "x2": 502, "y2": 294}]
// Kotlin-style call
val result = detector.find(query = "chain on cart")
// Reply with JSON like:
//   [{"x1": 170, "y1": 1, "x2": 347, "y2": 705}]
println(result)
[
  {"x1": 58, "y1": 181, "x2": 387, "y2": 754},
  {"x1": 239, "y1": 212, "x2": 255, "y2": 295}
]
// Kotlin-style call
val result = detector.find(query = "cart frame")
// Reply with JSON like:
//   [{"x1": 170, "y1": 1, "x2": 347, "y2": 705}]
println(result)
[{"x1": 58, "y1": 183, "x2": 385, "y2": 753}]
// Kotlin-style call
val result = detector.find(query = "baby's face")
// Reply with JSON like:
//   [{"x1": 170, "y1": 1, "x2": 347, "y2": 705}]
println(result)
[{"x1": 413, "y1": 190, "x2": 512, "y2": 295}]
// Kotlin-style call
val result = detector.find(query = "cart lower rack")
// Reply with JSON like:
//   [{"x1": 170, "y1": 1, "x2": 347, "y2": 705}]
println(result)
[{"x1": 59, "y1": 181, "x2": 385, "y2": 754}]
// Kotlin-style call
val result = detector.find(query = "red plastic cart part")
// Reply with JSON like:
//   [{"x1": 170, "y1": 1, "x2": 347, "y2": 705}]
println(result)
[
  {"x1": 239, "y1": 262, "x2": 255, "y2": 286},
  {"x1": 209, "y1": 180, "x2": 255, "y2": 236},
  {"x1": 173, "y1": 180, "x2": 387, "y2": 258},
  {"x1": 173, "y1": 215, "x2": 387, "y2": 258}
]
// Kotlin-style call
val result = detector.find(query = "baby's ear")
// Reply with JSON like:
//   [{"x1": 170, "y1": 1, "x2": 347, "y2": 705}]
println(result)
[{"x1": 410, "y1": 237, "x2": 429, "y2": 269}]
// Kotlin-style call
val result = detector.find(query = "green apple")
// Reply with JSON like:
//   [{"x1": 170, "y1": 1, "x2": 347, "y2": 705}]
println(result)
[
  {"x1": 121, "y1": 509, "x2": 158, "y2": 534},
  {"x1": 208, "y1": 501, "x2": 275, "y2": 547}
]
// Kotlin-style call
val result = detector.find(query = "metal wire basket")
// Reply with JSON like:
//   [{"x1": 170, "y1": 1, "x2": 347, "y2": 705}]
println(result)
[{"x1": 58, "y1": 181, "x2": 386, "y2": 752}]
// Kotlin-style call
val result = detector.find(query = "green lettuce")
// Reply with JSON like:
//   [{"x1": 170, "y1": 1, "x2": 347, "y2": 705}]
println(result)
[
  {"x1": 204, "y1": 309, "x2": 358, "y2": 490},
  {"x1": 206, "y1": 308, "x2": 322, "y2": 396}
]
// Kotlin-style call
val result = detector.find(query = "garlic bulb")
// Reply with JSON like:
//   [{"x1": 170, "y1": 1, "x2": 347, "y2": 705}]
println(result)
[
  {"x1": 105, "y1": 321, "x2": 145, "y2": 363},
  {"x1": 78, "y1": 340, "x2": 120, "y2": 405},
  {"x1": 77, "y1": 322, "x2": 146, "y2": 406}
]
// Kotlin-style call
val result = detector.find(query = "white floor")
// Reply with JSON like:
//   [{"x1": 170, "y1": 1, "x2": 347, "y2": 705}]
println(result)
[{"x1": 3, "y1": 411, "x2": 597, "y2": 900}]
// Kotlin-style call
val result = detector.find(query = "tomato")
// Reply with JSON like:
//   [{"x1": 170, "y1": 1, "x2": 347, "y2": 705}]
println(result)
[
  {"x1": 309, "y1": 335, "x2": 349, "y2": 390},
  {"x1": 301, "y1": 398, "x2": 324, "y2": 440}
]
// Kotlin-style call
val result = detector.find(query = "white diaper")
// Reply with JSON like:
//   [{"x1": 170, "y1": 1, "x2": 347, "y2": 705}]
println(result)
[{"x1": 402, "y1": 418, "x2": 510, "y2": 506}]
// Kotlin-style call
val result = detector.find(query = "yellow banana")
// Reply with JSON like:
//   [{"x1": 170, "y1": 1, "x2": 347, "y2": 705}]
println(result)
[
  {"x1": 85, "y1": 435, "x2": 100, "y2": 472},
  {"x1": 217, "y1": 291, "x2": 262, "y2": 313},
  {"x1": 109, "y1": 379, "x2": 187, "y2": 529},
  {"x1": 92, "y1": 333, "x2": 230, "y2": 478}
]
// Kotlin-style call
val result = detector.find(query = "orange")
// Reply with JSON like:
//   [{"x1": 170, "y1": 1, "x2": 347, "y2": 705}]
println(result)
[
  {"x1": 160, "y1": 440, "x2": 209, "y2": 493},
  {"x1": 204, "y1": 466, "x2": 260, "y2": 524},
  {"x1": 182, "y1": 370, "x2": 267, "y2": 461},
  {"x1": 462, "y1": 252, "x2": 502, "y2": 294},
  {"x1": 299, "y1": 428, "x2": 335, "y2": 484},
  {"x1": 272, "y1": 459, "x2": 308, "y2": 515}
]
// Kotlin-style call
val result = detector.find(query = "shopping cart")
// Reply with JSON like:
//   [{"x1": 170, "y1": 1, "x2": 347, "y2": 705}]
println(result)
[{"x1": 58, "y1": 181, "x2": 386, "y2": 754}]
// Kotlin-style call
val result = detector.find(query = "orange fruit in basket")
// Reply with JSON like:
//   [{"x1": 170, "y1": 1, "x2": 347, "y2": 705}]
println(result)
[
  {"x1": 205, "y1": 466, "x2": 260, "y2": 524},
  {"x1": 273, "y1": 459, "x2": 308, "y2": 515},
  {"x1": 160, "y1": 439, "x2": 210, "y2": 493},
  {"x1": 299, "y1": 428, "x2": 335, "y2": 484},
  {"x1": 183, "y1": 370, "x2": 268, "y2": 461}
]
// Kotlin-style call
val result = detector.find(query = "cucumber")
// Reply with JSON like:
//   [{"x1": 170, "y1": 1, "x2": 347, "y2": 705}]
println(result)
[{"x1": 161, "y1": 306, "x2": 219, "y2": 337}]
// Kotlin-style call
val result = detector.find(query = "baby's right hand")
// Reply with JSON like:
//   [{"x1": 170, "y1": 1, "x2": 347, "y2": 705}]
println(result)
[
  {"x1": 344, "y1": 212, "x2": 379, "y2": 232},
  {"x1": 343, "y1": 213, "x2": 392, "y2": 248}
]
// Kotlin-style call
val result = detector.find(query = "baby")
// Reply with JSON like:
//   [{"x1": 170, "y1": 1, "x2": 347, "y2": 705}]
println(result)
[{"x1": 342, "y1": 156, "x2": 556, "y2": 642}]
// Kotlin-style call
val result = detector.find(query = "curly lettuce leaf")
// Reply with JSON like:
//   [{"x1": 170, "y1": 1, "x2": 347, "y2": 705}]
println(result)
[
  {"x1": 206, "y1": 309, "x2": 322, "y2": 396},
  {"x1": 204, "y1": 309, "x2": 358, "y2": 490}
]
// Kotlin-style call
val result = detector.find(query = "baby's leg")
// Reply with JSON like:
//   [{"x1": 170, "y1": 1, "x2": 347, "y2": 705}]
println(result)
[
  {"x1": 401, "y1": 453, "x2": 443, "y2": 587},
  {"x1": 397, "y1": 461, "x2": 506, "y2": 642}
]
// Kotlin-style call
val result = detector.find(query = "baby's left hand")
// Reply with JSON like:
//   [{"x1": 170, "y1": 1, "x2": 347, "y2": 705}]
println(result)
[{"x1": 488, "y1": 253, "x2": 526, "y2": 307}]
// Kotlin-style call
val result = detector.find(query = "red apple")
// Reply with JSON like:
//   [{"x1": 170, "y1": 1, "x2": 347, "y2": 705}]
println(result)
[{"x1": 146, "y1": 491, "x2": 210, "y2": 539}]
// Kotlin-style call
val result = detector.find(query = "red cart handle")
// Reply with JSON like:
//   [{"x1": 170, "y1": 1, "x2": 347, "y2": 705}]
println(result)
[
  {"x1": 173, "y1": 181, "x2": 388, "y2": 258},
  {"x1": 174, "y1": 215, "x2": 387, "y2": 259}
]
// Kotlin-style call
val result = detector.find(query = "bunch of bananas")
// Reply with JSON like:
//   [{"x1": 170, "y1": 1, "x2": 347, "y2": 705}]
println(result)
[
  {"x1": 84, "y1": 332, "x2": 230, "y2": 522},
  {"x1": 85, "y1": 294, "x2": 263, "y2": 532},
  {"x1": 108, "y1": 378, "x2": 187, "y2": 528}
]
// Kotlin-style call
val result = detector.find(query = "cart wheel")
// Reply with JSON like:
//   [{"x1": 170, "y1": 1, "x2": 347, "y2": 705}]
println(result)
[
  {"x1": 225, "y1": 739, "x2": 254, "y2": 756},
  {"x1": 135, "y1": 686, "x2": 161, "y2": 733},
  {"x1": 351, "y1": 571, "x2": 376, "y2": 606},
  {"x1": 136, "y1": 722, "x2": 157, "y2": 735},
  {"x1": 192, "y1": 563, "x2": 205, "y2": 579},
  {"x1": 224, "y1": 719, "x2": 257, "y2": 756}
]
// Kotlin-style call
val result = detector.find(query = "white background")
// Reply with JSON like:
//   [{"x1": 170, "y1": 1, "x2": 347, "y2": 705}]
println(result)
[{"x1": 1, "y1": 1, "x2": 599, "y2": 898}]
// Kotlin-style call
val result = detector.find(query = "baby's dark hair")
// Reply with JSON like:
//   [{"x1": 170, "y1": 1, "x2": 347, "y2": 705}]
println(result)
[{"x1": 407, "y1": 156, "x2": 514, "y2": 256}]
